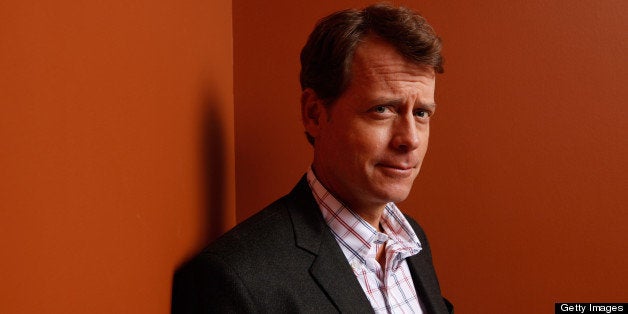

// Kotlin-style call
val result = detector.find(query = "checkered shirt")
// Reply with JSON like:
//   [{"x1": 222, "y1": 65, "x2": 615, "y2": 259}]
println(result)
[{"x1": 307, "y1": 169, "x2": 425, "y2": 313}]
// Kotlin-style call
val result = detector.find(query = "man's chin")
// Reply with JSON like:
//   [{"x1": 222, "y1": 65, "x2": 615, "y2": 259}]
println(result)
[{"x1": 370, "y1": 185, "x2": 413, "y2": 205}]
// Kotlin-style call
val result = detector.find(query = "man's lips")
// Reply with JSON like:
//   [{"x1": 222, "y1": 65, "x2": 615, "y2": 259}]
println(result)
[
  {"x1": 376, "y1": 163, "x2": 417, "y2": 178},
  {"x1": 377, "y1": 162, "x2": 417, "y2": 170}
]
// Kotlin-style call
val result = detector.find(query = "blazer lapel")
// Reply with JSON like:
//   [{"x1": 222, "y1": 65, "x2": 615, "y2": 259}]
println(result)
[
  {"x1": 309, "y1": 233, "x2": 374, "y2": 313},
  {"x1": 406, "y1": 253, "x2": 449, "y2": 314},
  {"x1": 286, "y1": 176, "x2": 374, "y2": 314}
]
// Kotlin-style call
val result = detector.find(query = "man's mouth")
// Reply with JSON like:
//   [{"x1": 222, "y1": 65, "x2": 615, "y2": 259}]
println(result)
[{"x1": 376, "y1": 163, "x2": 417, "y2": 178}]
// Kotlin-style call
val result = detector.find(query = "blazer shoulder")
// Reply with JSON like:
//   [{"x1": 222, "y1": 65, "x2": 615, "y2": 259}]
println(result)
[{"x1": 204, "y1": 194, "x2": 294, "y2": 260}]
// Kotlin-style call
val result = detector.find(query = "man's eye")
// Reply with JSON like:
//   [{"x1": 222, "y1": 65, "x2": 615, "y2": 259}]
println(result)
[
  {"x1": 374, "y1": 106, "x2": 387, "y2": 113},
  {"x1": 414, "y1": 109, "x2": 431, "y2": 118}
]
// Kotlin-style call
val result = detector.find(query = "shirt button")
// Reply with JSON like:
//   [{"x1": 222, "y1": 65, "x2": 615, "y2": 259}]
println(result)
[{"x1": 350, "y1": 261, "x2": 361, "y2": 271}]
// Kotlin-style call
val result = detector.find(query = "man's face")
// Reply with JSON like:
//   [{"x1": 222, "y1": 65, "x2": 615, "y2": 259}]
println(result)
[{"x1": 306, "y1": 36, "x2": 436, "y2": 214}]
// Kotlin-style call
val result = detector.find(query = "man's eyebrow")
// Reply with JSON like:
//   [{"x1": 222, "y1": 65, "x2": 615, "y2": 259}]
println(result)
[
  {"x1": 420, "y1": 102, "x2": 437, "y2": 111},
  {"x1": 371, "y1": 98, "x2": 437, "y2": 110}
]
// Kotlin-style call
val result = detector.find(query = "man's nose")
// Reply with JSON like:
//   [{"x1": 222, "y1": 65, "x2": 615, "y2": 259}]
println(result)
[{"x1": 390, "y1": 115, "x2": 421, "y2": 152}]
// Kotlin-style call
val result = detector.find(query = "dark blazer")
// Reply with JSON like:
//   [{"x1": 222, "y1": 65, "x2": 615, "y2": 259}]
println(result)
[{"x1": 172, "y1": 176, "x2": 453, "y2": 314}]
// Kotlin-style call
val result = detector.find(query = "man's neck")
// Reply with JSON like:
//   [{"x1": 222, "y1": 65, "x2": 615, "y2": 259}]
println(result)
[{"x1": 351, "y1": 204, "x2": 386, "y2": 231}]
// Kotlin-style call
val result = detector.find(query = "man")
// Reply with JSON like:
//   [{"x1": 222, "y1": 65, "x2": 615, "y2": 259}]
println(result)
[{"x1": 172, "y1": 4, "x2": 452, "y2": 313}]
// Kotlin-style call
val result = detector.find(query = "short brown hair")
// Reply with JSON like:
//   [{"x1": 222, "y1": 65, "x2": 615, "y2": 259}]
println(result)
[{"x1": 300, "y1": 3, "x2": 444, "y2": 144}]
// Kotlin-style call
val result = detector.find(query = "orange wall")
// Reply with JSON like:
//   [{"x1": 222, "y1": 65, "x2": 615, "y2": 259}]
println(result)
[
  {"x1": 1, "y1": 1, "x2": 234, "y2": 313},
  {"x1": 234, "y1": 1, "x2": 628, "y2": 313}
]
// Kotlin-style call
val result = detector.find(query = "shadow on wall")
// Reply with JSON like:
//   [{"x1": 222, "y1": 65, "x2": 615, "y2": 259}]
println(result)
[
  {"x1": 200, "y1": 99, "x2": 228, "y2": 243},
  {"x1": 170, "y1": 94, "x2": 229, "y2": 312}
]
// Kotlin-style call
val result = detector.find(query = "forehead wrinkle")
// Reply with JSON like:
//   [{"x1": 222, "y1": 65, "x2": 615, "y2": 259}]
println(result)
[
  {"x1": 353, "y1": 66, "x2": 433, "y2": 89},
  {"x1": 353, "y1": 60, "x2": 436, "y2": 87},
  {"x1": 354, "y1": 49, "x2": 435, "y2": 78}
]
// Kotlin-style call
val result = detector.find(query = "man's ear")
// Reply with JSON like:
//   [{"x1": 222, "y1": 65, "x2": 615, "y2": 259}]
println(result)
[{"x1": 301, "y1": 88, "x2": 326, "y2": 140}]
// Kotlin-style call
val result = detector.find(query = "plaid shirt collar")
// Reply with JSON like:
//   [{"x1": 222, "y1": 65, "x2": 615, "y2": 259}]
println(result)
[{"x1": 306, "y1": 168, "x2": 422, "y2": 270}]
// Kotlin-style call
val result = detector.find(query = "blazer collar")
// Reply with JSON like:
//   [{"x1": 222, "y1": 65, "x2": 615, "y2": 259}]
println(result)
[{"x1": 286, "y1": 176, "x2": 374, "y2": 313}]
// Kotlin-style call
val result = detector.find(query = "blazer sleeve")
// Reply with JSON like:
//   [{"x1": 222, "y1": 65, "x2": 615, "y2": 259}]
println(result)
[{"x1": 171, "y1": 252, "x2": 257, "y2": 314}]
